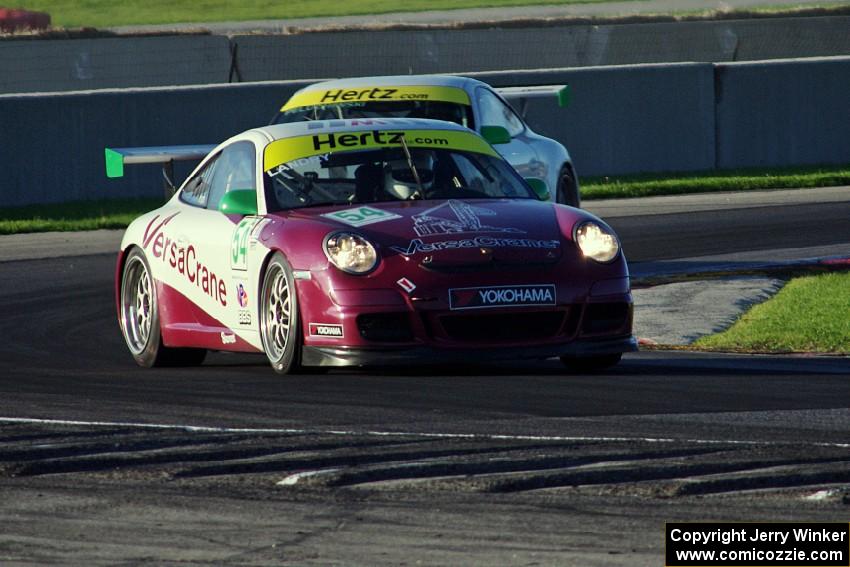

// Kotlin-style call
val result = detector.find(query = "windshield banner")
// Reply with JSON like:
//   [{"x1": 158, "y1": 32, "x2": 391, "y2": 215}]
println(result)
[
  {"x1": 281, "y1": 86, "x2": 472, "y2": 111},
  {"x1": 263, "y1": 129, "x2": 498, "y2": 172}
]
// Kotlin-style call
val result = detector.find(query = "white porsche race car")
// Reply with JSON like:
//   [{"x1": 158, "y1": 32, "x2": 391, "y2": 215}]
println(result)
[{"x1": 271, "y1": 75, "x2": 580, "y2": 207}]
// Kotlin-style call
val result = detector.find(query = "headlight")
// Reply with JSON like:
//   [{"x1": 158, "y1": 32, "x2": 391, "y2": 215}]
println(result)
[
  {"x1": 575, "y1": 221, "x2": 620, "y2": 263},
  {"x1": 323, "y1": 232, "x2": 379, "y2": 274}
]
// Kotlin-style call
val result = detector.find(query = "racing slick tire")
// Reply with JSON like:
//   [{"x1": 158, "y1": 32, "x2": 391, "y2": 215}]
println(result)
[
  {"x1": 260, "y1": 252, "x2": 302, "y2": 374},
  {"x1": 119, "y1": 247, "x2": 206, "y2": 368},
  {"x1": 560, "y1": 353, "x2": 622, "y2": 373},
  {"x1": 556, "y1": 165, "x2": 580, "y2": 208}
]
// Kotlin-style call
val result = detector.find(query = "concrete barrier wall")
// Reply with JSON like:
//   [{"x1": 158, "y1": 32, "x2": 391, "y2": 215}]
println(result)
[
  {"x1": 1, "y1": 57, "x2": 848, "y2": 207},
  {"x1": 0, "y1": 36, "x2": 232, "y2": 94},
  {"x1": 2, "y1": 16, "x2": 849, "y2": 94},
  {"x1": 474, "y1": 65, "x2": 716, "y2": 176},
  {"x1": 715, "y1": 57, "x2": 850, "y2": 169},
  {"x1": 0, "y1": 80, "x2": 312, "y2": 206},
  {"x1": 233, "y1": 16, "x2": 850, "y2": 82}
]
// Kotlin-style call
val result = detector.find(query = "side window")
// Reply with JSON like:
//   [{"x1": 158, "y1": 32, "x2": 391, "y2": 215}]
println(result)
[
  {"x1": 477, "y1": 88, "x2": 524, "y2": 138},
  {"x1": 180, "y1": 154, "x2": 219, "y2": 208},
  {"x1": 450, "y1": 153, "x2": 524, "y2": 198},
  {"x1": 206, "y1": 141, "x2": 257, "y2": 211}
]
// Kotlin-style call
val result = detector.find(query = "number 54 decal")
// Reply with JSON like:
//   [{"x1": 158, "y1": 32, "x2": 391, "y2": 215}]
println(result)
[
  {"x1": 322, "y1": 206, "x2": 401, "y2": 227},
  {"x1": 231, "y1": 217, "x2": 261, "y2": 271}
]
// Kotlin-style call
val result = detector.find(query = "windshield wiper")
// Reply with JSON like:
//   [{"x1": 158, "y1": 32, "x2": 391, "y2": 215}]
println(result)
[{"x1": 399, "y1": 135, "x2": 425, "y2": 200}]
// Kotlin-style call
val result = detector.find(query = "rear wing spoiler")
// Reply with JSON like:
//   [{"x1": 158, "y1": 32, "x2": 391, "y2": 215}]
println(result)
[
  {"x1": 494, "y1": 84, "x2": 570, "y2": 119},
  {"x1": 105, "y1": 144, "x2": 216, "y2": 196}
]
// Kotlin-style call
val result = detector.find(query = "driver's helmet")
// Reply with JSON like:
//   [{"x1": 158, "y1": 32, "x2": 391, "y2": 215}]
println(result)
[{"x1": 383, "y1": 153, "x2": 436, "y2": 200}]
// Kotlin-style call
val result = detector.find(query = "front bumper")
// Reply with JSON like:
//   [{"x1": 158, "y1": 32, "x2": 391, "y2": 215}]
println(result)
[
  {"x1": 301, "y1": 335, "x2": 637, "y2": 367},
  {"x1": 297, "y1": 251, "x2": 634, "y2": 365}
]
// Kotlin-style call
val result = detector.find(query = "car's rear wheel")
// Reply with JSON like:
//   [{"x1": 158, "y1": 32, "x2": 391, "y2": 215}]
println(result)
[
  {"x1": 260, "y1": 253, "x2": 302, "y2": 374},
  {"x1": 120, "y1": 247, "x2": 206, "y2": 367},
  {"x1": 560, "y1": 353, "x2": 622, "y2": 373},
  {"x1": 556, "y1": 165, "x2": 580, "y2": 208}
]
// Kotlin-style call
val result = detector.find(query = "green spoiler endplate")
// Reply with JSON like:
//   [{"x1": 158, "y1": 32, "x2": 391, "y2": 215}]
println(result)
[
  {"x1": 496, "y1": 84, "x2": 570, "y2": 108},
  {"x1": 104, "y1": 145, "x2": 216, "y2": 178}
]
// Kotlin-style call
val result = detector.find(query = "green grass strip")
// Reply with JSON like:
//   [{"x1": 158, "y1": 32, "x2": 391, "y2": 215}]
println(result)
[
  {"x1": 694, "y1": 273, "x2": 850, "y2": 354},
  {"x1": 1, "y1": 163, "x2": 849, "y2": 235},
  {"x1": 0, "y1": 198, "x2": 162, "y2": 235},
  {"x1": 12, "y1": 0, "x2": 850, "y2": 28},
  {"x1": 581, "y1": 164, "x2": 850, "y2": 200},
  {"x1": 11, "y1": 0, "x2": 636, "y2": 28}
]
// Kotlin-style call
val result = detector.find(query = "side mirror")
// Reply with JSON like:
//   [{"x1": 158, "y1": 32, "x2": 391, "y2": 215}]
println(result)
[
  {"x1": 480, "y1": 125, "x2": 511, "y2": 145},
  {"x1": 219, "y1": 189, "x2": 258, "y2": 216},
  {"x1": 524, "y1": 177, "x2": 550, "y2": 201}
]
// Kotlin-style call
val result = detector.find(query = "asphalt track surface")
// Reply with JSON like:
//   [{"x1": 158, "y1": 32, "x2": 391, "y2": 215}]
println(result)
[
  {"x1": 1, "y1": 196, "x2": 849, "y2": 565},
  {"x1": 608, "y1": 201, "x2": 850, "y2": 262}
]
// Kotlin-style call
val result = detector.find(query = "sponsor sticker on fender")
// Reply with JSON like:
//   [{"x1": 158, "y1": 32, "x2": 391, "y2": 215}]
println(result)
[
  {"x1": 231, "y1": 217, "x2": 261, "y2": 271},
  {"x1": 234, "y1": 280, "x2": 252, "y2": 326},
  {"x1": 449, "y1": 285, "x2": 556, "y2": 310},
  {"x1": 142, "y1": 213, "x2": 228, "y2": 307},
  {"x1": 309, "y1": 323, "x2": 344, "y2": 338}
]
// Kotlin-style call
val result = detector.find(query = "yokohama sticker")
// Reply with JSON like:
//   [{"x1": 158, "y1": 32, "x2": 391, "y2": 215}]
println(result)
[
  {"x1": 309, "y1": 323, "x2": 344, "y2": 338},
  {"x1": 449, "y1": 285, "x2": 556, "y2": 310}
]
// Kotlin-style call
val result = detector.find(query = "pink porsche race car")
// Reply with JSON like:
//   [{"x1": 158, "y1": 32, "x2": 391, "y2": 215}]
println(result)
[{"x1": 108, "y1": 118, "x2": 635, "y2": 374}]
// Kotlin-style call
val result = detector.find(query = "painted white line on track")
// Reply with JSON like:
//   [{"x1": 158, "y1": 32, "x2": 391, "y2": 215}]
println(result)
[
  {"x1": 277, "y1": 468, "x2": 340, "y2": 486},
  {"x1": 802, "y1": 489, "x2": 839, "y2": 501},
  {"x1": 2, "y1": 416, "x2": 849, "y2": 449}
]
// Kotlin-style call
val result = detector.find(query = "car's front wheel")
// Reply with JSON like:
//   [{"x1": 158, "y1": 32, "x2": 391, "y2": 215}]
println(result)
[
  {"x1": 119, "y1": 247, "x2": 206, "y2": 367},
  {"x1": 260, "y1": 253, "x2": 302, "y2": 374},
  {"x1": 560, "y1": 353, "x2": 622, "y2": 373},
  {"x1": 556, "y1": 165, "x2": 580, "y2": 208}
]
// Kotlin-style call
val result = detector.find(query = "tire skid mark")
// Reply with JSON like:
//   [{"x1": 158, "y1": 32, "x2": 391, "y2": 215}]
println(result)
[
  {"x1": 675, "y1": 467, "x2": 850, "y2": 497},
  {"x1": 286, "y1": 447, "x2": 726, "y2": 489},
  {"x1": 1, "y1": 421, "x2": 849, "y2": 499},
  {"x1": 174, "y1": 441, "x2": 585, "y2": 479},
  {"x1": 471, "y1": 456, "x2": 850, "y2": 494},
  {"x1": 1, "y1": 439, "x2": 439, "y2": 479},
  {"x1": 0, "y1": 426, "x2": 136, "y2": 444}
]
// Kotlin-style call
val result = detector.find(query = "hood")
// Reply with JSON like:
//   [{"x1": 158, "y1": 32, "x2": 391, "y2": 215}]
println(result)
[{"x1": 291, "y1": 199, "x2": 565, "y2": 269}]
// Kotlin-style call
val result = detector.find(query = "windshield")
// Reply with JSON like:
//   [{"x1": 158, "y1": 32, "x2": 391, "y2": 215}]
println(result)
[
  {"x1": 264, "y1": 146, "x2": 534, "y2": 212},
  {"x1": 274, "y1": 100, "x2": 474, "y2": 130}
]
